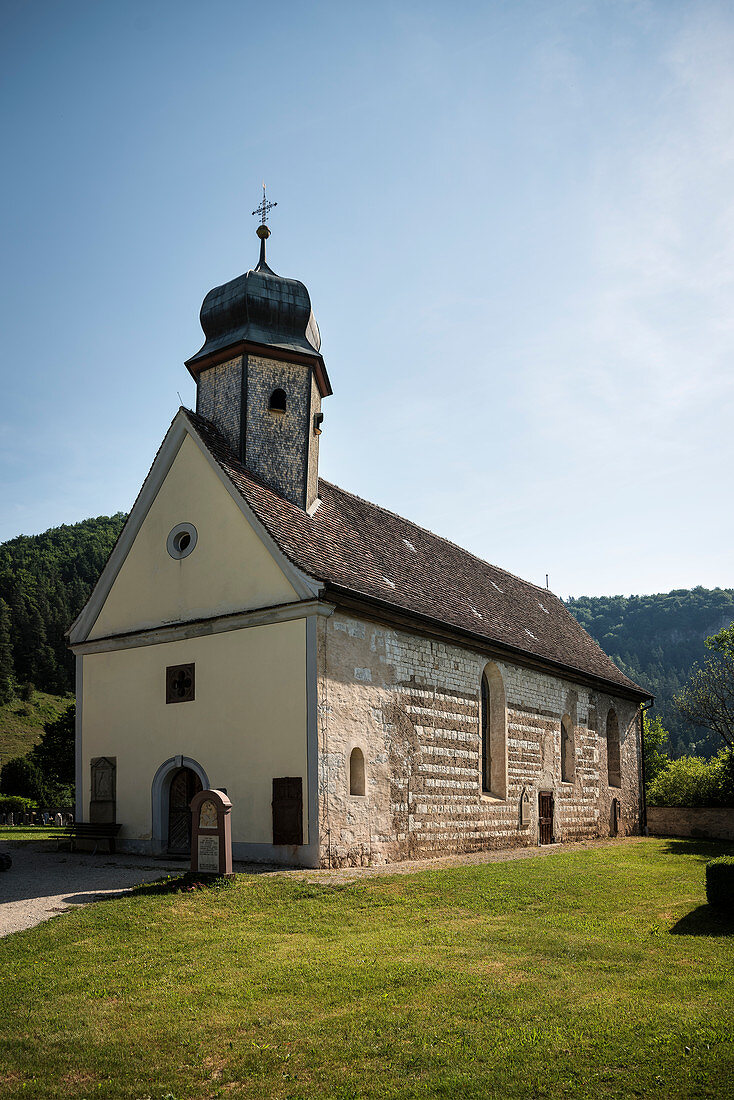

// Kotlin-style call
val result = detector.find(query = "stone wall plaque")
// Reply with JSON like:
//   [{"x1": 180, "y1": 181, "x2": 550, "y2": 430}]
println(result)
[
  {"x1": 189, "y1": 788, "x2": 233, "y2": 877},
  {"x1": 520, "y1": 787, "x2": 531, "y2": 827},
  {"x1": 90, "y1": 757, "x2": 116, "y2": 824}
]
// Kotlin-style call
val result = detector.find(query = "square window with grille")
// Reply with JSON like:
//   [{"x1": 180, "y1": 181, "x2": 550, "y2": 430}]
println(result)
[{"x1": 166, "y1": 663, "x2": 195, "y2": 704}]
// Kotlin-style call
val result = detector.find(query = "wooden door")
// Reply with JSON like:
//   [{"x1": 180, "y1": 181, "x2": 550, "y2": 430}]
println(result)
[
  {"x1": 272, "y1": 777, "x2": 303, "y2": 846},
  {"x1": 168, "y1": 768, "x2": 203, "y2": 854},
  {"x1": 538, "y1": 791, "x2": 554, "y2": 845}
]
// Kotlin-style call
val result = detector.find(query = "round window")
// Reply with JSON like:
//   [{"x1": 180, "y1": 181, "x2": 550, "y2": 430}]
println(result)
[{"x1": 166, "y1": 522, "x2": 198, "y2": 560}]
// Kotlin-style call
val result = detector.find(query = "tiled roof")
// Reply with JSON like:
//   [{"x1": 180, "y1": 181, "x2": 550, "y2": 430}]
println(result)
[{"x1": 186, "y1": 409, "x2": 648, "y2": 698}]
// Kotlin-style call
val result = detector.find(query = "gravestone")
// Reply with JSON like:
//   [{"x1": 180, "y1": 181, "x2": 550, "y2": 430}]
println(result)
[
  {"x1": 6, "y1": 814, "x2": 13, "y2": 826},
  {"x1": 54, "y1": 812, "x2": 63, "y2": 827},
  {"x1": 189, "y1": 789, "x2": 233, "y2": 878}
]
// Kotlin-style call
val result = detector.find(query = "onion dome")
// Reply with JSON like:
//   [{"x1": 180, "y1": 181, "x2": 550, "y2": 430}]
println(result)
[{"x1": 186, "y1": 225, "x2": 328, "y2": 389}]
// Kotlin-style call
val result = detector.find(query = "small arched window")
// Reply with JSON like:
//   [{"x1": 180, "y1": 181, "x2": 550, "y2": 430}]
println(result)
[
  {"x1": 349, "y1": 747, "x2": 365, "y2": 796},
  {"x1": 561, "y1": 715, "x2": 574, "y2": 782},
  {"x1": 607, "y1": 708, "x2": 621, "y2": 788},
  {"x1": 480, "y1": 662, "x2": 507, "y2": 799},
  {"x1": 269, "y1": 388, "x2": 287, "y2": 413}
]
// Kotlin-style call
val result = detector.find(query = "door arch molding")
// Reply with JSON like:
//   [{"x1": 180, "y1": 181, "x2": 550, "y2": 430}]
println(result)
[{"x1": 151, "y1": 755, "x2": 209, "y2": 855}]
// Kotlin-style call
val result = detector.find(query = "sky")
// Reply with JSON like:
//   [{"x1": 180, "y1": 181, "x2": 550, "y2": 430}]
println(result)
[{"x1": 1, "y1": 0, "x2": 733, "y2": 599}]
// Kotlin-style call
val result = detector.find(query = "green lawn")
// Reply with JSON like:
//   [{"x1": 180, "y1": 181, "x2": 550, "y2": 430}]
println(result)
[
  {"x1": 0, "y1": 691, "x2": 71, "y2": 761},
  {"x1": 0, "y1": 826, "x2": 60, "y2": 842},
  {"x1": 0, "y1": 839, "x2": 732, "y2": 1099}
]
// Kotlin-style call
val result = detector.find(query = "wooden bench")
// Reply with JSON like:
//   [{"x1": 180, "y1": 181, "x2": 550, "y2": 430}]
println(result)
[{"x1": 51, "y1": 823, "x2": 123, "y2": 854}]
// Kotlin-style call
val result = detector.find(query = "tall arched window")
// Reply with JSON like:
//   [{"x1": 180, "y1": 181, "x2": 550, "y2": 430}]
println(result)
[
  {"x1": 269, "y1": 388, "x2": 287, "y2": 412},
  {"x1": 481, "y1": 672, "x2": 491, "y2": 793},
  {"x1": 606, "y1": 708, "x2": 621, "y2": 788},
  {"x1": 561, "y1": 715, "x2": 574, "y2": 782},
  {"x1": 349, "y1": 747, "x2": 365, "y2": 796},
  {"x1": 480, "y1": 662, "x2": 507, "y2": 799}
]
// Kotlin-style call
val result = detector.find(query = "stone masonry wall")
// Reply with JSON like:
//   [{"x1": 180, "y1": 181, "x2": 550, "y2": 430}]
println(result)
[
  {"x1": 244, "y1": 355, "x2": 314, "y2": 509},
  {"x1": 647, "y1": 806, "x2": 734, "y2": 842},
  {"x1": 317, "y1": 609, "x2": 641, "y2": 867},
  {"x1": 196, "y1": 356, "x2": 243, "y2": 457}
]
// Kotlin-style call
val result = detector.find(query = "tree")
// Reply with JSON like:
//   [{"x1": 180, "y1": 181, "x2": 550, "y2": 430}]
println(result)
[
  {"x1": 675, "y1": 623, "x2": 734, "y2": 748},
  {"x1": 642, "y1": 713, "x2": 670, "y2": 785},
  {"x1": 0, "y1": 597, "x2": 14, "y2": 704},
  {"x1": 31, "y1": 702, "x2": 75, "y2": 785},
  {"x1": 0, "y1": 703, "x2": 75, "y2": 806},
  {"x1": 0, "y1": 756, "x2": 48, "y2": 803},
  {"x1": 647, "y1": 748, "x2": 734, "y2": 808}
]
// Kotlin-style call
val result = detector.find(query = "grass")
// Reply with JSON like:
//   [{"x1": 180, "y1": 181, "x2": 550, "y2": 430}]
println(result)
[
  {"x1": 0, "y1": 838, "x2": 733, "y2": 1099},
  {"x1": 0, "y1": 691, "x2": 71, "y2": 761},
  {"x1": 0, "y1": 826, "x2": 60, "y2": 842}
]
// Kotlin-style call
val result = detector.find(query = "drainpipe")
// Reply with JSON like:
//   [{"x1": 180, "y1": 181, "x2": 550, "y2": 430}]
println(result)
[{"x1": 639, "y1": 700, "x2": 654, "y2": 836}]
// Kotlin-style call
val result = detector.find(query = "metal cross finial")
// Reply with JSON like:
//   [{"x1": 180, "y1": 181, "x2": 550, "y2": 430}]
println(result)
[{"x1": 252, "y1": 182, "x2": 277, "y2": 225}]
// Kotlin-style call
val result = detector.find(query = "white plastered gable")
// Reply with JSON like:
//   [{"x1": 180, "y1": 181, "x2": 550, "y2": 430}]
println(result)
[{"x1": 68, "y1": 411, "x2": 321, "y2": 645}]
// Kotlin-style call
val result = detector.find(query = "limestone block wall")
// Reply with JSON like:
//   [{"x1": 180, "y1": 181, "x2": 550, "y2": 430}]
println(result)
[
  {"x1": 647, "y1": 806, "x2": 734, "y2": 842},
  {"x1": 317, "y1": 610, "x2": 641, "y2": 867}
]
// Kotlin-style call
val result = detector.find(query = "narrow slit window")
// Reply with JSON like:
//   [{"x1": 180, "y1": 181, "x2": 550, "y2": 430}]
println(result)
[
  {"x1": 561, "y1": 715, "x2": 574, "y2": 782},
  {"x1": 607, "y1": 709, "x2": 621, "y2": 788}
]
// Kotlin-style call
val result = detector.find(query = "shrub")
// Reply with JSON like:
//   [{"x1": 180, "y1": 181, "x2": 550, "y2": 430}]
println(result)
[
  {"x1": 647, "y1": 748, "x2": 734, "y2": 807},
  {"x1": 0, "y1": 795, "x2": 37, "y2": 816},
  {"x1": 706, "y1": 857, "x2": 734, "y2": 912},
  {"x1": 0, "y1": 756, "x2": 49, "y2": 802}
]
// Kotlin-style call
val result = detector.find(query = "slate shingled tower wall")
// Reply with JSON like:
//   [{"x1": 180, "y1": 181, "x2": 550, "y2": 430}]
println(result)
[{"x1": 187, "y1": 225, "x2": 331, "y2": 511}]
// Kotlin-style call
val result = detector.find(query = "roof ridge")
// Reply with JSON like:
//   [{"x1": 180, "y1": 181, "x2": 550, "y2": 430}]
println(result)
[{"x1": 317, "y1": 476, "x2": 557, "y2": 600}]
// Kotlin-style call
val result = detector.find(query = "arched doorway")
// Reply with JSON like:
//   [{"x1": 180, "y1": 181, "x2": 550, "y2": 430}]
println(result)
[
  {"x1": 151, "y1": 756, "x2": 209, "y2": 857},
  {"x1": 167, "y1": 767, "x2": 203, "y2": 854}
]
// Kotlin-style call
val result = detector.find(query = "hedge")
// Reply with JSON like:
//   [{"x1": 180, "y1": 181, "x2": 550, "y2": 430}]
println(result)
[
  {"x1": 0, "y1": 795, "x2": 38, "y2": 815},
  {"x1": 705, "y1": 856, "x2": 734, "y2": 912}
]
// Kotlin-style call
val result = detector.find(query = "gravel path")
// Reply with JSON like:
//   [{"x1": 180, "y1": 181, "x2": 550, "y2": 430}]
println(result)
[
  {"x1": 0, "y1": 836, "x2": 640, "y2": 938},
  {"x1": 0, "y1": 845, "x2": 186, "y2": 938}
]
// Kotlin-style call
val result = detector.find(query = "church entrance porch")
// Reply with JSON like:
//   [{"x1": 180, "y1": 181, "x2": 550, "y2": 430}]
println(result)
[{"x1": 167, "y1": 767, "x2": 203, "y2": 855}]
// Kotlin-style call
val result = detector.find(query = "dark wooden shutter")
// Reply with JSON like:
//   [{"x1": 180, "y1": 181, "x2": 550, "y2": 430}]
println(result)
[{"x1": 272, "y1": 777, "x2": 303, "y2": 845}]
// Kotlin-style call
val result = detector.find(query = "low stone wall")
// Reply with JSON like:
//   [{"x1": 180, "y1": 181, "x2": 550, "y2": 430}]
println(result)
[{"x1": 647, "y1": 806, "x2": 734, "y2": 842}]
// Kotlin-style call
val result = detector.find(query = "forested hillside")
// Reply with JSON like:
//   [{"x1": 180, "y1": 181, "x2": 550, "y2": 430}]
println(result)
[
  {"x1": 566, "y1": 588, "x2": 734, "y2": 757},
  {"x1": 0, "y1": 514, "x2": 127, "y2": 698},
  {"x1": 0, "y1": 514, "x2": 732, "y2": 760}
]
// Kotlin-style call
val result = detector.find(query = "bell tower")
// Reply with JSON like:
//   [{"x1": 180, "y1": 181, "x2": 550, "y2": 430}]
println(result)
[{"x1": 185, "y1": 191, "x2": 332, "y2": 511}]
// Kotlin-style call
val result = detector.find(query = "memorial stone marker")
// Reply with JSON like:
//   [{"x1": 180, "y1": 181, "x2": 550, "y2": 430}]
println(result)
[
  {"x1": 520, "y1": 788, "x2": 531, "y2": 828},
  {"x1": 189, "y1": 789, "x2": 233, "y2": 877}
]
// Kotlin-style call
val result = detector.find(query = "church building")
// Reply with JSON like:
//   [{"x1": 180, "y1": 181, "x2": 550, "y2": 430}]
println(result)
[{"x1": 68, "y1": 211, "x2": 650, "y2": 867}]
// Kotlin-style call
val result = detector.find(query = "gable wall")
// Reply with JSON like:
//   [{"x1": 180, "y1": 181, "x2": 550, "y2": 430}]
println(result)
[
  {"x1": 89, "y1": 432, "x2": 298, "y2": 640},
  {"x1": 317, "y1": 610, "x2": 641, "y2": 867},
  {"x1": 80, "y1": 618, "x2": 308, "y2": 849}
]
